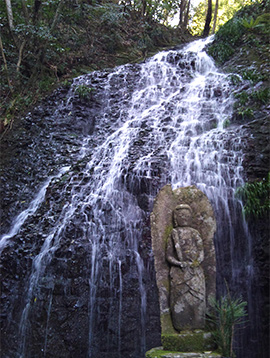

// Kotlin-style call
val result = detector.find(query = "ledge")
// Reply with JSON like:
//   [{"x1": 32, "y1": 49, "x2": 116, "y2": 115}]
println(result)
[
  {"x1": 145, "y1": 347, "x2": 221, "y2": 358},
  {"x1": 162, "y1": 331, "x2": 216, "y2": 352}
]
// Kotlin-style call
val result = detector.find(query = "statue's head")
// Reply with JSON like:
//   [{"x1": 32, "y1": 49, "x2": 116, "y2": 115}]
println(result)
[{"x1": 173, "y1": 204, "x2": 192, "y2": 227}]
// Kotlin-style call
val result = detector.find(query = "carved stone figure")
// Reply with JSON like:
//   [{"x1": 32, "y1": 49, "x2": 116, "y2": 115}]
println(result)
[
  {"x1": 166, "y1": 204, "x2": 206, "y2": 330},
  {"x1": 150, "y1": 185, "x2": 216, "y2": 334}
]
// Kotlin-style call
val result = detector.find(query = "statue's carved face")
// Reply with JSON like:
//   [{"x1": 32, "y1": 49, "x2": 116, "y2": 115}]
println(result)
[{"x1": 174, "y1": 207, "x2": 192, "y2": 227}]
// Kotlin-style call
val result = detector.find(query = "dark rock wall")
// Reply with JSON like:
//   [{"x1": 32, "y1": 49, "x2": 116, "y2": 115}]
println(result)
[{"x1": 0, "y1": 39, "x2": 269, "y2": 358}]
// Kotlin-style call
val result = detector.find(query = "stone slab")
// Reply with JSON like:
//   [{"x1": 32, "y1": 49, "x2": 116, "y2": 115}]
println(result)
[
  {"x1": 162, "y1": 331, "x2": 216, "y2": 352},
  {"x1": 145, "y1": 347, "x2": 221, "y2": 358}
]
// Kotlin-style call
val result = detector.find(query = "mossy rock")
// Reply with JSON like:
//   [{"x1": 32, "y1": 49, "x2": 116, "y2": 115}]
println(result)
[
  {"x1": 162, "y1": 331, "x2": 216, "y2": 352},
  {"x1": 145, "y1": 347, "x2": 221, "y2": 358}
]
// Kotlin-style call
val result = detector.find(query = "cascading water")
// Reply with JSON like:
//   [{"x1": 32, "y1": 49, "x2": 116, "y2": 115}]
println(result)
[{"x1": 0, "y1": 37, "x2": 267, "y2": 358}]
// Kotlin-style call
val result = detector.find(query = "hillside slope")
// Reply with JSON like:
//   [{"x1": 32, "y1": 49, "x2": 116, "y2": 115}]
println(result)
[{"x1": 0, "y1": 2, "x2": 191, "y2": 132}]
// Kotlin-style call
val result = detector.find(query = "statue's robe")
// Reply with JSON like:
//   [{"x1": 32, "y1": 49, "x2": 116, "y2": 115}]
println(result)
[{"x1": 167, "y1": 227, "x2": 206, "y2": 330}]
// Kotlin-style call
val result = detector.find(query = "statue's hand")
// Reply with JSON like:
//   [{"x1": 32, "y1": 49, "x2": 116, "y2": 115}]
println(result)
[{"x1": 179, "y1": 262, "x2": 188, "y2": 269}]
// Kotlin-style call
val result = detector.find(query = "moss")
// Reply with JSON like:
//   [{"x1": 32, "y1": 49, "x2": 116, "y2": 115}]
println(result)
[
  {"x1": 145, "y1": 347, "x2": 222, "y2": 358},
  {"x1": 163, "y1": 224, "x2": 173, "y2": 245},
  {"x1": 161, "y1": 313, "x2": 177, "y2": 335},
  {"x1": 145, "y1": 347, "x2": 172, "y2": 358},
  {"x1": 162, "y1": 331, "x2": 216, "y2": 352}
]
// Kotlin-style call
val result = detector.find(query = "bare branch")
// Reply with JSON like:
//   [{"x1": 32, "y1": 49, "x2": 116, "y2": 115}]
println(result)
[{"x1": 0, "y1": 33, "x2": 13, "y2": 92}]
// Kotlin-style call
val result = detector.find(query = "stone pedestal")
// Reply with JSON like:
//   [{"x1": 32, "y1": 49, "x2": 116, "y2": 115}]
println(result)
[
  {"x1": 145, "y1": 347, "x2": 222, "y2": 358},
  {"x1": 162, "y1": 331, "x2": 216, "y2": 352}
]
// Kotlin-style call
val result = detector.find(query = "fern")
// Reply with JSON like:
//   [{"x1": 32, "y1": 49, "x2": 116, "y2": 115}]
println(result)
[{"x1": 235, "y1": 173, "x2": 270, "y2": 218}]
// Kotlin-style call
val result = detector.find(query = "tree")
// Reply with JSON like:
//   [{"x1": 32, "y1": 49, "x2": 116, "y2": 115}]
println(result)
[
  {"x1": 189, "y1": 0, "x2": 255, "y2": 36},
  {"x1": 183, "y1": 0, "x2": 191, "y2": 29},
  {"x1": 211, "y1": 0, "x2": 219, "y2": 34},
  {"x1": 5, "y1": 0, "x2": 14, "y2": 30},
  {"x1": 203, "y1": 0, "x2": 212, "y2": 36},
  {"x1": 178, "y1": 0, "x2": 191, "y2": 30}
]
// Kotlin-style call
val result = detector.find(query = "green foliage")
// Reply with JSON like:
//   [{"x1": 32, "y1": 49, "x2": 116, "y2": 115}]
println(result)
[
  {"x1": 100, "y1": 3, "x2": 127, "y2": 27},
  {"x1": 188, "y1": 1, "x2": 206, "y2": 35},
  {"x1": 207, "y1": 295, "x2": 247, "y2": 357},
  {"x1": 235, "y1": 173, "x2": 270, "y2": 218},
  {"x1": 235, "y1": 91, "x2": 249, "y2": 105},
  {"x1": 242, "y1": 13, "x2": 270, "y2": 31},
  {"x1": 207, "y1": 17, "x2": 245, "y2": 63},
  {"x1": 223, "y1": 118, "x2": 231, "y2": 128},
  {"x1": 229, "y1": 74, "x2": 242, "y2": 85},
  {"x1": 120, "y1": 0, "x2": 179, "y2": 24},
  {"x1": 75, "y1": 85, "x2": 94, "y2": 100},
  {"x1": 189, "y1": 0, "x2": 254, "y2": 36},
  {"x1": 241, "y1": 69, "x2": 266, "y2": 83},
  {"x1": 234, "y1": 90, "x2": 255, "y2": 119},
  {"x1": 62, "y1": 79, "x2": 72, "y2": 89},
  {"x1": 237, "y1": 107, "x2": 254, "y2": 119},
  {"x1": 242, "y1": 15, "x2": 262, "y2": 29},
  {"x1": 207, "y1": 1, "x2": 269, "y2": 64},
  {"x1": 234, "y1": 86, "x2": 269, "y2": 119},
  {"x1": 1, "y1": 0, "x2": 181, "y2": 130},
  {"x1": 251, "y1": 87, "x2": 270, "y2": 104}
]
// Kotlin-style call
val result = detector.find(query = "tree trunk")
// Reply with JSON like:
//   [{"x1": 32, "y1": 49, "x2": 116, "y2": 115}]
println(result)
[
  {"x1": 16, "y1": 40, "x2": 26, "y2": 73},
  {"x1": 21, "y1": 0, "x2": 29, "y2": 24},
  {"x1": 183, "y1": 0, "x2": 191, "y2": 30},
  {"x1": 5, "y1": 0, "x2": 14, "y2": 31},
  {"x1": 211, "y1": 0, "x2": 219, "y2": 34},
  {"x1": 33, "y1": 0, "x2": 42, "y2": 24},
  {"x1": 50, "y1": 0, "x2": 64, "y2": 32},
  {"x1": 179, "y1": 0, "x2": 187, "y2": 28},
  {"x1": 203, "y1": 0, "x2": 212, "y2": 37},
  {"x1": 141, "y1": 0, "x2": 147, "y2": 16}
]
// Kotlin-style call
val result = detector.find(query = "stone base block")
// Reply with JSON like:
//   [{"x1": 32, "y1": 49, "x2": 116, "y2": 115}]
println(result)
[
  {"x1": 162, "y1": 331, "x2": 216, "y2": 352},
  {"x1": 145, "y1": 347, "x2": 221, "y2": 358}
]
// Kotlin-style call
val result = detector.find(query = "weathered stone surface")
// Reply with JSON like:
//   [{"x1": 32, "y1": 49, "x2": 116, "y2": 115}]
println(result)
[
  {"x1": 145, "y1": 346, "x2": 221, "y2": 358},
  {"x1": 167, "y1": 205, "x2": 206, "y2": 330},
  {"x1": 150, "y1": 185, "x2": 216, "y2": 334},
  {"x1": 162, "y1": 331, "x2": 216, "y2": 352}
]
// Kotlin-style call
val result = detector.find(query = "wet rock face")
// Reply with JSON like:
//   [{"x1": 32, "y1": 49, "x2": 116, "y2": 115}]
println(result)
[
  {"x1": 0, "y1": 179, "x2": 161, "y2": 358},
  {"x1": 0, "y1": 83, "x2": 97, "y2": 235},
  {"x1": 0, "y1": 38, "x2": 269, "y2": 358},
  {"x1": 0, "y1": 67, "x2": 163, "y2": 358},
  {"x1": 241, "y1": 116, "x2": 270, "y2": 181}
]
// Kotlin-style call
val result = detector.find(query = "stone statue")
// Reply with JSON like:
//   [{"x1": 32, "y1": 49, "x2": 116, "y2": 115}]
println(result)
[
  {"x1": 166, "y1": 204, "x2": 206, "y2": 331},
  {"x1": 150, "y1": 185, "x2": 216, "y2": 335}
]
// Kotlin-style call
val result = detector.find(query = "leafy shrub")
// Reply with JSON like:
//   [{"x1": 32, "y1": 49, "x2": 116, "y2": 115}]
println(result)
[
  {"x1": 242, "y1": 13, "x2": 270, "y2": 33},
  {"x1": 235, "y1": 173, "x2": 270, "y2": 218},
  {"x1": 223, "y1": 118, "x2": 231, "y2": 128},
  {"x1": 241, "y1": 69, "x2": 266, "y2": 84},
  {"x1": 207, "y1": 2, "x2": 269, "y2": 64},
  {"x1": 235, "y1": 91, "x2": 249, "y2": 105},
  {"x1": 207, "y1": 18, "x2": 245, "y2": 63},
  {"x1": 242, "y1": 16, "x2": 262, "y2": 29},
  {"x1": 229, "y1": 74, "x2": 242, "y2": 85},
  {"x1": 75, "y1": 85, "x2": 94, "y2": 99},
  {"x1": 251, "y1": 87, "x2": 270, "y2": 104},
  {"x1": 238, "y1": 107, "x2": 254, "y2": 119}
]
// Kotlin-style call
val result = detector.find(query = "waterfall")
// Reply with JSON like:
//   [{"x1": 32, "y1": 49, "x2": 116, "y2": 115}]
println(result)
[{"x1": 0, "y1": 37, "x2": 266, "y2": 358}]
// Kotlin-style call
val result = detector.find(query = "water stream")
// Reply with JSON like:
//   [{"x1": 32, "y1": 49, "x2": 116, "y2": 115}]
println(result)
[{"x1": 0, "y1": 37, "x2": 266, "y2": 358}]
